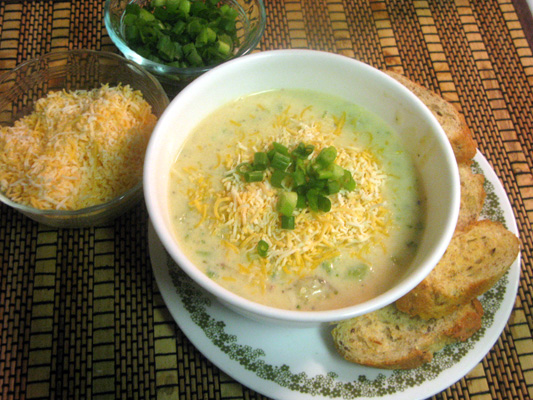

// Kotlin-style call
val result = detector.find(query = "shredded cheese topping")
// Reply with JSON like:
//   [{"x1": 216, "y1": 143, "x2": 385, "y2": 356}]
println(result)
[
  {"x1": 179, "y1": 105, "x2": 391, "y2": 288},
  {"x1": 0, "y1": 84, "x2": 157, "y2": 210}
]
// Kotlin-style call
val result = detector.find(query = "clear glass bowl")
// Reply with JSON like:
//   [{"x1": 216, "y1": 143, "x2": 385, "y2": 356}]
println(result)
[
  {"x1": 0, "y1": 50, "x2": 169, "y2": 228},
  {"x1": 104, "y1": 0, "x2": 266, "y2": 97}
]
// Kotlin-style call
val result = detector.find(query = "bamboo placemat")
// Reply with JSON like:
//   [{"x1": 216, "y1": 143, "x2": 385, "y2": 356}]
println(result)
[{"x1": 1, "y1": 1, "x2": 532, "y2": 399}]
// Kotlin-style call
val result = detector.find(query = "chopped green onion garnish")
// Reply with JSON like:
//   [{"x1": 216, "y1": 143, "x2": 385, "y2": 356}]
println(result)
[
  {"x1": 257, "y1": 240, "x2": 269, "y2": 257},
  {"x1": 271, "y1": 142, "x2": 289, "y2": 156},
  {"x1": 292, "y1": 168, "x2": 306, "y2": 187},
  {"x1": 253, "y1": 152, "x2": 269, "y2": 171},
  {"x1": 239, "y1": 142, "x2": 357, "y2": 229},
  {"x1": 317, "y1": 195, "x2": 331, "y2": 212},
  {"x1": 122, "y1": 0, "x2": 240, "y2": 68},
  {"x1": 270, "y1": 170, "x2": 286, "y2": 188},
  {"x1": 326, "y1": 180, "x2": 341, "y2": 195},
  {"x1": 236, "y1": 162, "x2": 251, "y2": 175},
  {"x1": 271, "y1": 152, "x2": 291, "y2": 171},
  {"x1": 277, "y1": 191, "x2": 297, "y2": 217},
  {"x1": 281, "y1": 215, "x2": 295, "y2": 230},
  {"x1": 341, "y1": 169, "x2": 356, "y2": 191},
  {"x1": 244, "y1": 170, "x2": 263, "y2": 182},
  {"x1": 296, "y1": 191, "x2": 306, "y2": 209},
  {"x1": 316, "y1": 146, "x2": 337, "y2": 167},
  {"x1": 292, "y1": 142, "x2": 314, "y2": 159},
  {"x1": 306, "y1": 188, "x2": 319, "y2": 212}
]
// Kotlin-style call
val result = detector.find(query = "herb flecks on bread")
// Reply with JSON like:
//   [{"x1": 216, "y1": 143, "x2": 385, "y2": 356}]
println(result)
[
  {"x1": 332, "y1": 300, "x2": 483, "y2": 370},
  {"x1": 396, "y1": 220, "x2": 520, "y2": 320},
  {"x1": 457, "y1": 164, "x2": 486, "y2": 230}
]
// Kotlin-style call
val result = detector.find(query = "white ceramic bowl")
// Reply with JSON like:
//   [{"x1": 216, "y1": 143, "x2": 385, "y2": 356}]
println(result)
[{"x1": 144, "y1": 50, "x2": 460, "y2": 326}]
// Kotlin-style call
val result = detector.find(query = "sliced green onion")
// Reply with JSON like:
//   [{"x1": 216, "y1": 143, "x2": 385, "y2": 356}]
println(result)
[
  {"x1": 277, "y1": 191, "x2": 297, "y2": 217},
  {"x1": 124, "y1": 23, "x2": 140, "y2": 43},
  {"x1": 330, "y1": 164, "x2": 345, "y2": 179},
  {"x1": 244, "y1": 170, "x2": 263, "y2": 182},
  {"x1": 138, "y1": 7, "x2": 156, "y2": 22},
  {"x1": 317, "y1": 195, "x2": 331, "y2": 212},
  {"x1": 306, "y1": 188, "x2": 319, "y2": 212},
  {"x1": 281, "y1": 215, "x2": 295, "y2": 230},
  {"x1": 172, "y1": 20, "x2": 186, "y2": 35},
  {"x1": 185, "y1": 46, "x2": 203, "y2": 66},
  {"x1": 216, "y1": 39, "x2": 231, "y2": 56},
  {"x1": 190, "y1": 0, "x2": 207, "y2": 14},
  {"x1": 165, "y1": 0, "x2": 182, "y2": 13},
  {"x1": 237, "y1": 142, "x2": 356, "y2": 229},
  {"x1": 292, "y1": 168, "x2": 306, "y2": 187},
  {"x1": 325, "y1": 180, "x2": 341, "y2": 195},
  {"x1": 125, "y1": 3, "x2": 141, "y2": 15},
  {"x1": 270, "y1": 170, "x2": 286, "y2": 188},
  {"x1": 292, "y1": 142, "x2": 314, "y2": 159},
  {"x1": 153, "y1": 6, "x2": 170, "y2": 22},
  {"x1": 271, "y1": 152, "x2": 291, "y2": 171},
  {"x1": 236, "y1": 162, "x2": 251, "y2": 175},
  {"x1": 315, "y1": 167, "x2": 332, "y2": 180},
  {"x1": 179, "y1": 0, "x2": 191, "y2": 14},
  {"x1": 341, "y1": 169, "x2": 356, "y2": 191},
  {"x1": 257, "y1": 240, "x2": 269, "y2": 258},
  {"x1": 271, "y1": 142, "x2": 290, "y2": 156},
  {"x1": 186, "y1": 18, "x2": 203, "y2": 35},
  {"x1": 157, "y1": 34, "x2": 180, "y2": 61},
  {"x1": 316, "y1": 146, "x2": 337, "y2": 167},
  {"x1": 308, "y1": 177, "x2": 326, "y2": 191},
  {"x1": 122, "y1": 0, "x2": 239, "y2": 68},
  {"x1": 296, "y1": 192, "x2": 306, "y2": 209},
  {"x1": 253, "y1": 152, "x2": 269, "y2": 171}
]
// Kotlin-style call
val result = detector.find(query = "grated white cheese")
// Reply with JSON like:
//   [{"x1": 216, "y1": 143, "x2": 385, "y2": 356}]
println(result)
[{"x1": 0, "y1": 84, "x2": 157, "y2": 210}]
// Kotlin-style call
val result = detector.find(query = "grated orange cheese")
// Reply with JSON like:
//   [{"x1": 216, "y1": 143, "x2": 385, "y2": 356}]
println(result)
[
  {"x1": 0, "y1": 84, "x2": 157, "y2": 210},
  {"x1": 179, "y1": 105, "x2": 392, "y2": 285}
]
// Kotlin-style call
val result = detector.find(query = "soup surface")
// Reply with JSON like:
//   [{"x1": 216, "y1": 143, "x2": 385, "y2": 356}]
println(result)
[{"x1": 168, "y1": 89, "x2": 424, "y2": 311}]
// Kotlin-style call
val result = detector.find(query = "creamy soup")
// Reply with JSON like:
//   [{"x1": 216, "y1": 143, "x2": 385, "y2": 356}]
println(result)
[{"x1": 168, "y1": 89, "x2": 424, "y2": 311}]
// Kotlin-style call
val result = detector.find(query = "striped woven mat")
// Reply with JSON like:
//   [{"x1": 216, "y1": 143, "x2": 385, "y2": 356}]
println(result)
[{"x1": 1, "y1": 1, "x2": 532, "y2": 399}]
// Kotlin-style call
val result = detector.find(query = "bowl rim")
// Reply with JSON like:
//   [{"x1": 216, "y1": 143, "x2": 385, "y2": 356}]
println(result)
[
  {"x1": 0, "y1": 49, "x2": 169, "y2": 218},
  {"x1": 104, "y1": 0, "x2": 267, "y2": 77},
  {"x1": 145, "y1": 49, "x2": 461, "y2": 323}
]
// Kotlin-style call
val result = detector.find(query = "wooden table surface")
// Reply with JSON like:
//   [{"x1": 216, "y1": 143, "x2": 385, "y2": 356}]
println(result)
[{"x1": 1, "y1": 1, "x2": 533, "y2": 399}]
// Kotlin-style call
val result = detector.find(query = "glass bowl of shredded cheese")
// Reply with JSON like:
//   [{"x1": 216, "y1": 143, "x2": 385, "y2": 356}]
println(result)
[{"x1": 0, "y1": 49, "x2": 169, "y2": 228}]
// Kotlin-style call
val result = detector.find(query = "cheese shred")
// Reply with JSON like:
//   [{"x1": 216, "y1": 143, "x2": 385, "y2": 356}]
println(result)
[{"x1": 0, "y1": 84, "x2": 157, "y2": 210}]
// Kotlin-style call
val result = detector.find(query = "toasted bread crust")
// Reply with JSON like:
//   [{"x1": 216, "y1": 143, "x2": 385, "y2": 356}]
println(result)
[
  {"x1": 332, "y1": 299, "x2": 483, "y2": 370},
  {"x1": 457, "y1": 164, "x2": 486, "y2": 230},
  {"x1": 396, "y1": 220, "x2": 520, "y2": 320},
  {"x1": 384, "y1": 70, "x2": 477, "y2": 164}
]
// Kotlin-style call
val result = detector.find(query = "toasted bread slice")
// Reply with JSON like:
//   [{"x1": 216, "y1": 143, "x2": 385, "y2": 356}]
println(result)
[
  {"x1": 457, "y1": 163, "x2": 486, "y2": 231},
  {"x1": 332, "y1": 299, "x2": 483, "y2": 370},
  {"x1": 396, "y1": 220, "x2": 519, "y2": 319},
  {"x1": 385, "y1": 70, "x2": 477, "y2": 164}
]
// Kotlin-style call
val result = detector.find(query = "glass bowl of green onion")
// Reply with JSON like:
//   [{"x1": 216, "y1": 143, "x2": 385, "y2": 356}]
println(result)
[{"x1": 105, "y1": 0, "x2": 266, "y2": 97}]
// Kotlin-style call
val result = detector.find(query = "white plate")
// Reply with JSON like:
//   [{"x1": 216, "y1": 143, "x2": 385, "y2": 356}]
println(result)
[{"x1": 149, "y1": 152, "x2": 520, "y2": 400}]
